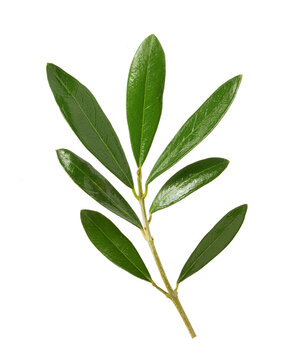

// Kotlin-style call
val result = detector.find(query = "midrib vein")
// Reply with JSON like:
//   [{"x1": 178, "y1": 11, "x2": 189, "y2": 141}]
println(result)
[{"x1": 138, "y1": 37, "x2": 153, "y2": 165}]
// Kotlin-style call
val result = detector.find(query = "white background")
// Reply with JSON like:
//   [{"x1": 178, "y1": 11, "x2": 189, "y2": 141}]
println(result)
[{"x1": 1, "y1": 0, "x2": 298, "y2": 358}]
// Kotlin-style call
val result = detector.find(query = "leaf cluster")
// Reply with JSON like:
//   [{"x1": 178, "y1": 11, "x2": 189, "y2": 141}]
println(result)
[{"x1": 47, "y1": 35, "x2": 247, "y2": 333}]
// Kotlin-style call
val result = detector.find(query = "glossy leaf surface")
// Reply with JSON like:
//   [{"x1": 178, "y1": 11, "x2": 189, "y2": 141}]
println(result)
[
  {"x1": 127, "y1": 35, "x2": 166, "y2": 166},
  {"x1": 81, "y1": 210, "x2": 151, "y2": 281},
  {"x1": 47, "y1": 63, "x2": 133, "y2": 188},
  {"x1": 147, "y1": 75, "x2": 242, "y2": 184},
  {"x1": 150, "y1": 158, "x2": 229, "y2": 213},
  {"x1": 177, "y1": 204, "x2": 247, "y2": 283},
  {"x1": 57, "y1": 149, "x2": 142, "y2": 228}
]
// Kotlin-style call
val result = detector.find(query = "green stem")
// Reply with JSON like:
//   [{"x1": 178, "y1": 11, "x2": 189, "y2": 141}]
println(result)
[
  {"x1": 136, "y1": 168, "x2": 196, "y2": 338},
  {"x1": 151, "y1": 281, "x2": 170, "y2": 298}
]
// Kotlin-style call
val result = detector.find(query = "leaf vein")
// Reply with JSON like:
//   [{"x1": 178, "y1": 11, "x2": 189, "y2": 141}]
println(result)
[{"x1": 138, "y1": 36, "x2": 154, "y2": 165}]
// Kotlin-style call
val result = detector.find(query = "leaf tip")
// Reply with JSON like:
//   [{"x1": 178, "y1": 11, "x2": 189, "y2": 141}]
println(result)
[
  {"x1": 222, "y1": 158, "x2": 230, "y2": 167},
  {"x1": 234, "y1": 203, "x2": 248, "y2": 220},
  {"x1": 147, "y1": 33, "x2": 158, "y2": 41},
  {"x1": 226, "y1": 74, "x2": 243, "y2": 90},
  {"x1": 46, "y1": 62, "x2": 55, "y2": 75},
  {"x1": 240, "y1": 203, "x2": 248, "y2": 213},
  {"x1": 145, "y1": 34, "x2": 164, "y2": 51},
  {"x1": 80, "y1": 209, "x2": 88, "y2": 221},
  {"x1": 235, "y1": 74, "x2": 243, "y2": 85},
  {"x1": 56, "y1": 148, "x2": 68, "y2": 162},
  {"x1": 55, "y1": 148, "x2": 61, "y2": 160},
  {"x1": 46, "y1": 63, "x2": 60, "y2": 86}
]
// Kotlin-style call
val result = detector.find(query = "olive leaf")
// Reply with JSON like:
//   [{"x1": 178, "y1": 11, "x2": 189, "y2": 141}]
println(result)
[
  {"x1": 47, "y1": 63, "x2": 133, "y2": 188},
  {"x1": 57, "y1": 149, "x2": 142, "y2": 228},
  {"x1": 150, "y1": 158, "x2": 229, "y2": 213},
  {"x1": 147, "y1": 75, "x2": 242, "y2": 184},
  {"x1": 81, "y1": 210, "x2": 151, "y2": 281},
  {"x1": 177, "y1": 205, "x2": 248, "y2": 283},
  {"x1": 127, "y1": 34, "x2": 166, "y2": 166}
]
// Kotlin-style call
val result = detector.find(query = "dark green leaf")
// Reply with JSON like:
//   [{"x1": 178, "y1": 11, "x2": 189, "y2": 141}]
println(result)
[
  {"x1": 57, "y1": 149, "x2": 142, "y2": 228},
  {"x1": 150, "y1": 158, "x2": 229, "y2": 213},
  {"x1": 47, "y1": 63, "x2": 133, "y2": 188},
  {"x1": 126, "y1": 34, "x2": 166, "y2": 166},
  {"x1": 81, "y1": 210, "x2": 151, "y2": 281},
  {"x1": 177, "y1": 205, "x2": 247, "y2": 283},
  {"x1": 147, "y1": 75, "x2": 242, "y2": 184}
]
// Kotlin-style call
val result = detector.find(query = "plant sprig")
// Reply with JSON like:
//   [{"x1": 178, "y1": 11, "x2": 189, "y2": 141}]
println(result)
[{"x1": 47, "y1": 34, "x2": 247, "y2": 338}]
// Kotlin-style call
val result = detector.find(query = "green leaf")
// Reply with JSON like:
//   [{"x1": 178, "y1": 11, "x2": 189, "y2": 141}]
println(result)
[
  {"x1": 177, "y1": 205, "x2": 247, "y2": 283},
  {"x1": 126, "y1": 34, "x2": 166, "y2": 166},
  {"x1": 47, "y1": 63, "x2": 133, "y2": 188},
  {"x1": 150, "y1": 158, "x2": 229, "y2": 213},
  {"x1": 146, "y1": 75, "x2": 242, "y2": 184},
  {"x1": 57, "y1": 149, "x2": 142, "y2": 228},
  {"x1": 81, "y1": 210, "x2": 151, "y2": 281}
]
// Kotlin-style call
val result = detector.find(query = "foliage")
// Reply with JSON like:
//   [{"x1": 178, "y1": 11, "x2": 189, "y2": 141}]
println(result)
[{"x1": 47, "y1": 34, "x2": 247, "y2": 338}]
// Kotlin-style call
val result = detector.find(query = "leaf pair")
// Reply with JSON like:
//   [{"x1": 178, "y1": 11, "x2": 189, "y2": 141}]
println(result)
[
  {"x1": 126, "y1": 35, "x2": 242, "y2": 185},
  {"x1": 47, "y1": 35, "x2": 166, "y2": 188},
  {"x1": 47, "y1": 64, "x2": 143, "y2": 228},
  {"x1": 80, "y1": 205, "x2": 247, "y2": 283}
]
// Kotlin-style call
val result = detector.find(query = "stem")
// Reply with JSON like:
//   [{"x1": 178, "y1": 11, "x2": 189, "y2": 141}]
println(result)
[
  {"x1": 151, "y1": 281, "x2": 170, "y2": 298},
  {"x1": 136, "y1": 168, "x2": 196, "y2": 338}
]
